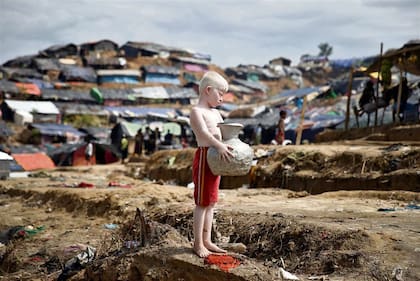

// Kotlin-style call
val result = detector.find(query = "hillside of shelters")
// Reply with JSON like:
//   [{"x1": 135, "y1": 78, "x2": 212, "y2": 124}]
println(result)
[{"x1": 0, "y1": 38, "x2": 419, "y2": 172}]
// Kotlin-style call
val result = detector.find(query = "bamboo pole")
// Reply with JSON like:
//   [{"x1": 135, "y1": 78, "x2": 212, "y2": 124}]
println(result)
[
  {"x1": 295, "y1": 95, "x2": 308, "y2": 145},
  {"x1": 395, "y1": 70, "x2": 403, "y2": 123},
  {"x1": 374, "y1": 43, "x2": 383, "y2": 126},
  {"x1": 344, "y1": 67, "x2": 354, "y2": 131}
]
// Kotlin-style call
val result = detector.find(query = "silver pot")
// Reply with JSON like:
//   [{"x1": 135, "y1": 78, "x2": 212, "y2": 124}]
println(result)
[{"x1": 207, "y1": 123, "x2": 253, "y2": 176}]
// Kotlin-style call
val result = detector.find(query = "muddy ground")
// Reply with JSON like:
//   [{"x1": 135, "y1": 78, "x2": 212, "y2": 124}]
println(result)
[{"x1": 0, "y1": 140, "x2": 419, "y2": 280}]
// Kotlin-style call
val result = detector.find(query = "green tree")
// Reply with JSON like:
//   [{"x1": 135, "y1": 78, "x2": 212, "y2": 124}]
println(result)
[{"x1": 318, "y1": 42, "x2": 333, "y2": 57}]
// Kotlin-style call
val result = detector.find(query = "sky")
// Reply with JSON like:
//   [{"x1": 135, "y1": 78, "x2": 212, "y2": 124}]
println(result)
[{"x1": 1, "y1": 0, "x2": 419, "y2": 68}]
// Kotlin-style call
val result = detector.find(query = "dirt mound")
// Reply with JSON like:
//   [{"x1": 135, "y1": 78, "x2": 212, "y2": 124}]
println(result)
[{"x1": 142, "y1": 144, "x2": 420, "y2": 193}]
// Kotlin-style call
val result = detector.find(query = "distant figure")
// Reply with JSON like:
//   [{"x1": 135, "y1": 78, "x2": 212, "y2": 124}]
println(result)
[
  {"x1": 134, "y1": 128, "x2": 143, "y2": 156},
  {"x1": 276, "y1": 110, "x2": 287, "y2": 145},
  {"x1": 253, "y1": 124, "x2": 262, "y2": 145},
  {"x1": 143, "y1": 127, "x2": 151, "y2": 155},
  {"x1": 163, "y1": 129, "x2": 174, "y2": 145},
  {"x1": 120, "y1": 134, "x2": 128, "y2": 163},
  {"x1": 152, "y1": 127, "x2": 161, "y2": 152},
  {"x1": 358, "y1": 80, "x2": 376, "y2": 114},
  {"x1": 85, "y1": 141, "x2": 93, "y2": 165},
  {"x1": 383, "y1": 78, "x2": 411, "y2": 122}
]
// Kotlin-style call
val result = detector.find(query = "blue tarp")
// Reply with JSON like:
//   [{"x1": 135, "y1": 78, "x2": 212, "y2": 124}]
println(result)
[{"x1": 30, "y1": 123, "x2": 86, "y2": 138}]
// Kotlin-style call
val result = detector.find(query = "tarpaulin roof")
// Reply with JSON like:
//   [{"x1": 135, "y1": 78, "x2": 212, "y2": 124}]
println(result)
[
  {"x1": 2, "y1": 54, "x2": 37, "y2": 68},
  {"x1": 54, "y1": 102, "x2": 109, "y2": 116},
  {"x1": 119, "y1": 121, "x2": 143, "y2": 137},
  {"x1": 269, "y1": 86, "x2": 330, "y2": 104},
  {"x1": 142, "y1": 65, "x2": 180, "y2": 75},
  {"x1": 131, "y1": 86, "x2": 169, "y2": 99},
  {"x1": 96, "y1": 69, "x2": 141, "y2": 77},
  {"x1": 15, "y1": 82, "x2": 41, "y2": 96},
  {"x1": 170, "y1": 56, "x2": 210, "y2": 66},
  {"x1": 0, "y1": 67, "x2": 43, "y2": 80},
  {"x1": 4, "y1": 100, "x2": 60, "y2": 115},
  {"x1": 105, "y1": 106, "x2": 177, "y2": 118},
  {"x1": 12, "y1": 152, "x2": 55, "y2": 171},
  {"x1": 366, "y1": 40, "x2": 420, "y2": 76},
  {"x1": 96, "y1": 88, "x2": 136, "y2": 101},
  {"x1": 41, "y1": 88, "x2": 95, "y2": 102},
  {"x1": 0, "y1": 121, "x2": 13, "y2": 137},
  {"x1": 60, "y1": 65, "x2": 97, "y2": 83},
  {"x1": 33, "y1": 58, "x2": 61, "y2": 71},
  {"x1": 0, "y1": 151, "x2": 13, "y2": 161},
  {"x1": 30, "y1": 123, "x2": 86, "y2": 138},
  {"x1": 232, "y1": 79, "x2": 268, "y2": 92},
  {"x1": 164, "y1": 86, "x2": 198, "y2": 99},
  {"x1": 0, "y1": 79, "x2": 19, "y2": 93}
]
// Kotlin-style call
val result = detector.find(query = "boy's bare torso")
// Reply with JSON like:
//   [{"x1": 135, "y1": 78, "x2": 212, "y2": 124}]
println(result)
[{"x1": 190, "y1": 106, "x2": 223, "y2": 147}]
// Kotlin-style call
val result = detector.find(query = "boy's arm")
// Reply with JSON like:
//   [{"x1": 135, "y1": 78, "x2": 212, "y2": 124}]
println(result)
[{"x1": 190, "y1": 108, "x2": 232, "y2": 160}]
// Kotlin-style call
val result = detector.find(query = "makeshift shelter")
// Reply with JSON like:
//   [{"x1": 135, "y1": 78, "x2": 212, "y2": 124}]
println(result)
[
  {"x1": 0, "y1": 79, "x2": 19, "y2": 96},
  {"x1": 131, "y1": 86, "x2": 169, "y2": 103},
  {"x1": 0, "y1": 121, "x2": 13, "y2": 141},
  {"x1": 89, "y1": 88, "x2": 136, "y2": 106},
  {"x1": 59, "y1": 65, "x2": 97, "y2": 83},
  {"x1": 78, "y1": 126, "x2": 111, "y2": 142},
  {"x1": 83, "y1": 56, "x2": 126, "y2": 69},
  {"x1": 15, "y1": 82, "x2": 41, "y2": 96},
  {"x1": 96, "y1": 69, "x2": 140, "y2": 84},
  {"x1": 1, "y1": 100, "x2": 60, "y2": 124},
  {"x1": 2, "y1": 55, "x2": 37, "y2": 68},
  {"x1": 268, "y1": 86, "x2": 330, "y2": 106},
  {"x1": 28, "y1": 123, "x2": 86, "y2": 144},
  {"x1": 164, "y1": 86, "x2": 198, "y2": 104},
  {"x1": 120, "y1": 41, "x2": 169, "y2": 58},
  {"x1": 48, "y1": 141, "x2": 119, "y2": 166},
  {"x1": 0, "y1": 151, "x2": 13, "y2": 179},
  {"x1": 39, "y1": 43, "x2": 78, "y2": 58},
  {"x1": 170, "y1": 56, "x2": 209, "y2": 72},
  {"x1": 12, "y1": 152, "x2": 55, "y2": 171},
  {"x1": 141, "y1": 65, "x2": 180, "y2": 84},
  {"x1": 41, "y1": 88, "x2": 95, "y2": 103},
  {"x1": 0, "y1": 67, "x2": 43, "y2": 80},
  {"x1": 366, "y1": 40, "x2": 420, "y2": 76},
  {"x1": 80, "y1": 39, "x2": 119, "y2": 56}
]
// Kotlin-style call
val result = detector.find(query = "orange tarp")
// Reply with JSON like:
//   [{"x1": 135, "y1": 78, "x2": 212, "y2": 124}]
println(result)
[
  {"x1": 15, "y1": 83, "x2": 41, "y2": 96},
  {"x1": 12, "y1": 153, "x2": 55, "y2": 171},
  {"x1": 223, "y1": 92, "x2": 237, "y2": 103}
]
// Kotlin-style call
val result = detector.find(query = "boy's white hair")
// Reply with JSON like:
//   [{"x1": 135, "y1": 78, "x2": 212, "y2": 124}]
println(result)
[{"x1": 198, "y1": 71, "x2": 228, "y2": 95}]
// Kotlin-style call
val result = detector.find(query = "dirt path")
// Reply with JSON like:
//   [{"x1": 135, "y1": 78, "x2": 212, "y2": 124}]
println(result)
[{"x1": 0, "y1": 158, "x2": 419, "y2": 280}]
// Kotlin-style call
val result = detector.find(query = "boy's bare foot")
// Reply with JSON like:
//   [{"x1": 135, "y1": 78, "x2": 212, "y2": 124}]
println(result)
[
  {"x1": 204, "y1": 242, "x2": 227, "y2": 254},
  {"x1": 194, "y1": 244, "x2": 211, "y2": 257}
]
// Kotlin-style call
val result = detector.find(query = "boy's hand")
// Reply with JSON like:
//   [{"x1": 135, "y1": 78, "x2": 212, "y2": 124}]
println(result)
[{"x1": 217, "y1": 143, "x2": 234, "y2": 161}]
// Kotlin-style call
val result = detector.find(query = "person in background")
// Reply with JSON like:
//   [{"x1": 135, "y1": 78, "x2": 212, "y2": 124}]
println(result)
[
  {"x1": 85, "y1": 140, "x2": 93, "y2": 165},
  {"x1": 189, "y1": 71, "x2": 233, "y2": 257},
  {"x1": 134, "y1": 128, "x2": 143, "y2": 156},
  {"x1": 358, "y1": 80, "x2": 376, "y2": 115},
  {"x1": 120, "y1": 134, "x2": 128, "y2": 163},
  {"x1": 276, "y1": 110, "x2": 287, "y2": 145},
  {"x1": 253, "y1": 123, "x2": 262, "y2": 145}
]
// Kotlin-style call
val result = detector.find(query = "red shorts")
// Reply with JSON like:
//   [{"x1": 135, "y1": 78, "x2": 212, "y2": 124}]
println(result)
[{"x1": 192, "y1": 147, "x2": 220, "y2": 207}]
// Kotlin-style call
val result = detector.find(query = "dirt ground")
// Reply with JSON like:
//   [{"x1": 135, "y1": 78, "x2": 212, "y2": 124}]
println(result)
[{"x1": 0, "y1": 141, "x2": 419, "y2": 280}]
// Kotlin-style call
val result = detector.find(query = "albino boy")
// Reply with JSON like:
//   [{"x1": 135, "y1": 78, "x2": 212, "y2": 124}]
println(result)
[{"x1": 189, "y1": 71, "x2": 233, "y2": 257}]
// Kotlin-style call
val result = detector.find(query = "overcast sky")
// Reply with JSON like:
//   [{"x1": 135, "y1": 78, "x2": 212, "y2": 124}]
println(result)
[{"x1": 1, "y1": 0, "x2": 419, "y2": 68}]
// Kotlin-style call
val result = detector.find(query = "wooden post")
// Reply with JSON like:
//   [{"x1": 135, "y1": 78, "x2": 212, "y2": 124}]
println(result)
[
  {"x1": 345, "y1": 67, "x2": 354, "y2": 131},
  {"x1": 374, "y1": 43, "x2": 383, "y2": 126},
  {"x1": 395, "y1": 70, "x2": 403, "y2": 123},
  {"x1": 295, "y1": 95, "x2": 308, "y2": 145}
]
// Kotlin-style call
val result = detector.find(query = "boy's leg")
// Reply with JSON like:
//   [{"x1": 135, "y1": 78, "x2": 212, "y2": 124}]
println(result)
[
  {"x1": 193, "y1": 205, "x2": 211, "y2": 257},
  {"x1": 203, "y1": 204, "x2": 226, "y2": 254}
]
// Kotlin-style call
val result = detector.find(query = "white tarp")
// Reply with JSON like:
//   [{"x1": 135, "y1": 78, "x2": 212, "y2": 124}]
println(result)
[{"x1": 5, "y1": 100, "x2": 60, "y2": 115}]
